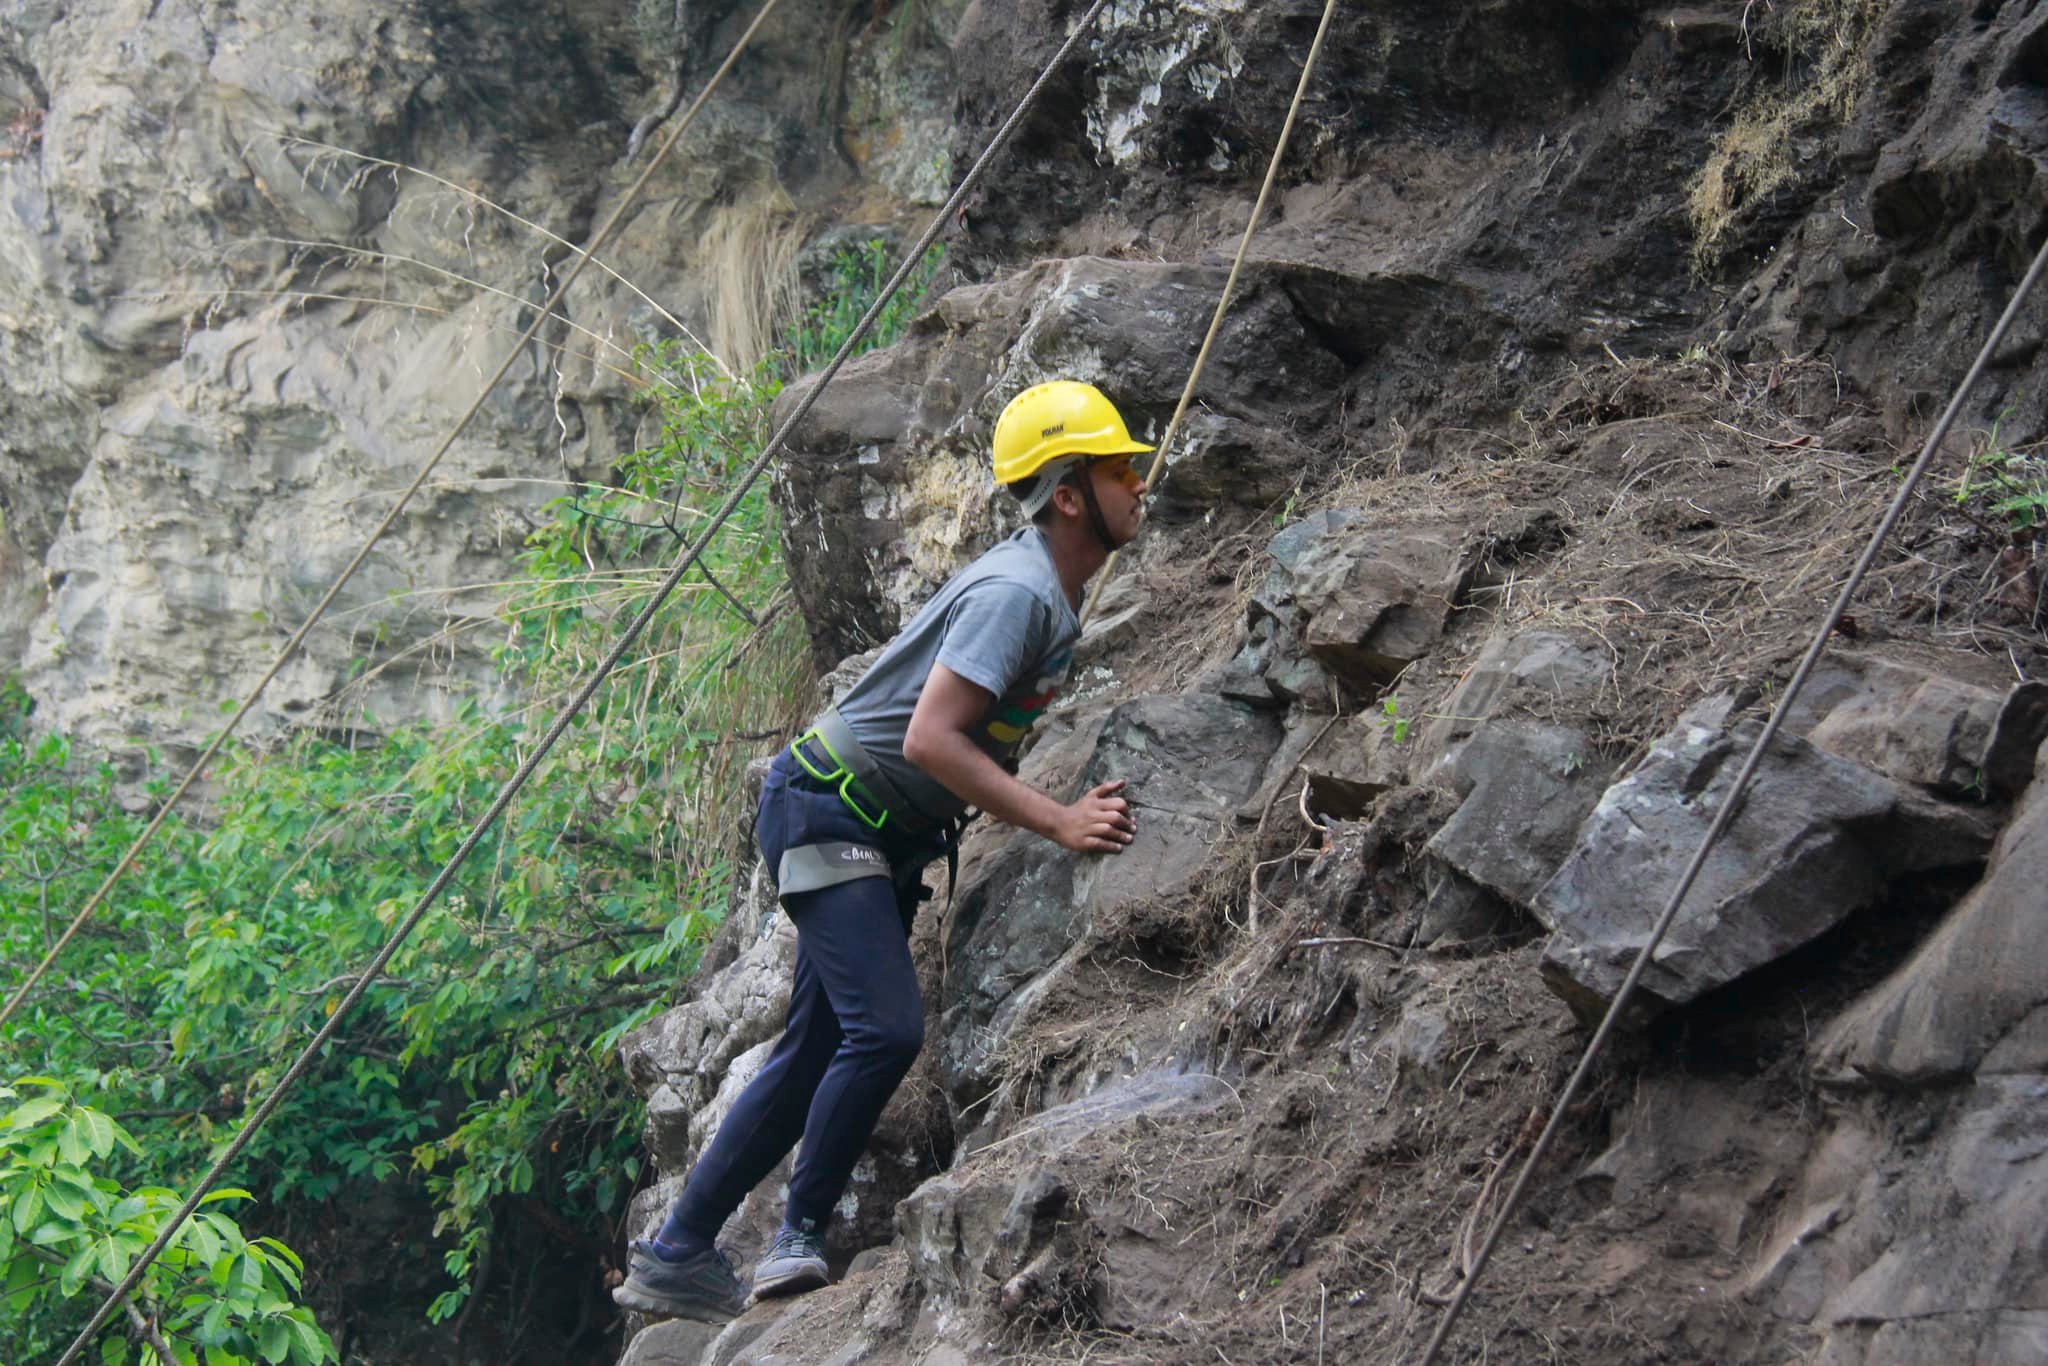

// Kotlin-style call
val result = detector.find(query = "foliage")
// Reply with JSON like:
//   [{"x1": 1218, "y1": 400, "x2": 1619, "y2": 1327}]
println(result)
[
  {"x1": 786, "y1": 240, "x2": 942, "y2": 377},
  {"x1": 0, "y1": 1080, "x2": 333, "y2": 1366},
  {"x1": 0, "y1": 239, "x2": 939, "y2": 1353},
  {"x1": 1955, "y1": 408, "x2": 2048, "y2": 533}
]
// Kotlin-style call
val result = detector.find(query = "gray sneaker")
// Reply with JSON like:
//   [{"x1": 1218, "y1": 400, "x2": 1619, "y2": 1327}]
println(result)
[
  {"x1": 753, "y1": 1221, "x2": 830, "y2": 1298},
  {"x1": 612, "y1": 1239, "x2": 748, "y2": 1321}
]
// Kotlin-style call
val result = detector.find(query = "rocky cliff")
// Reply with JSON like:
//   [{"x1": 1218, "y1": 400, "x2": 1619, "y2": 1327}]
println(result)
[
  {"x1": 613, "y1": 1, "x2": 2048, "y2": 1363},
  {"x1": 7, "y1": 0, "x2": 2048, "y2": 1361},
  {"x1": 0, "y1": 0, "x2": 960, "y2": 755}
]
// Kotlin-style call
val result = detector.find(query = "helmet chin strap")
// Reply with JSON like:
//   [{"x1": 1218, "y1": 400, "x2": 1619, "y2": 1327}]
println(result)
[{"x1": 1067, "y1": 465, "x2": 1119, "y2": 552}]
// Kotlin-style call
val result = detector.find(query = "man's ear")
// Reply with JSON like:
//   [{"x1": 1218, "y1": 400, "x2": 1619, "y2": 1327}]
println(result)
[{"x1": 1047, "y1": 478, "x2": 1083, "y2": 521}]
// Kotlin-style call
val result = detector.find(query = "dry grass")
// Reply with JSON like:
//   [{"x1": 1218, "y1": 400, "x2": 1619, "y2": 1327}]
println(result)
[
  {"x1": 701, "y1": 193, "x2": 807, "y2": 369},
  {"x1": 1689, "y1": 0, "x2": 1889, "y2": 270}
]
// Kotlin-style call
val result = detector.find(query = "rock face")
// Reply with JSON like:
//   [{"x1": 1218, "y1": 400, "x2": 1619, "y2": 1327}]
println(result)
[
  {"x1": 898, "y1": 1068, "x2": 1236, "y2": 1323},
  {"x1": 772, "y1": 255, "x2": 1343, "y2": 669},
  {"x1": 1815, "y1": 738, "x2": 2048, "y2": 1086},
  {"x1": 939, "y1": 692, "x2": 1283, "y2": 1123},
  {"x1": 9, "y1": 0, "x2": 2043, "y2": 758},
  {"x1": 0, "y1": 0, "x2": 960, "y2": 751},
  {"x1": 1416, "y1": 629, "x2": 1618, "y2": 939},
  {"x1": 10, "y1": 0, "x2": 2047, "y2": 1360},
  {"x1": 1748, "y1": 1062, "x2": 2048, "y2": 1365}
]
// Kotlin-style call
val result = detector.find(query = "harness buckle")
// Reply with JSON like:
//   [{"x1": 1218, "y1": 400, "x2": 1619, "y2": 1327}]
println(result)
[{"x1": 792, "y1": 729, "x2": 890, "y2": 832}]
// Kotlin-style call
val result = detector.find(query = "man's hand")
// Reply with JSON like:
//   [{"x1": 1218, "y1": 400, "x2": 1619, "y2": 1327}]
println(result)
[{"x1": 1052, "y1": 779, "x2": 1136, "y2": 853}]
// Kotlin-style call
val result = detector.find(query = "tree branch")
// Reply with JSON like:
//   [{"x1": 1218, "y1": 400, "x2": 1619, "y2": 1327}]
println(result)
[{"x1": 26, "y1": 1245, "x2": 176, "y2": 1362}]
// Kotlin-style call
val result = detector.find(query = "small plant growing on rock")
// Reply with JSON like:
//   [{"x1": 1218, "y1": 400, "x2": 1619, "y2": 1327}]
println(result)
[
  {"x1": 1379, "y1": 694, "x2": 1412, "y2": 744},
  {"x1": 1954, "y1": 408, "x2": 2048, "y2": 533}
]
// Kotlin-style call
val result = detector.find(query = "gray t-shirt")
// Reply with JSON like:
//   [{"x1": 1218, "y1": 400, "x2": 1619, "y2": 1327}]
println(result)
[{"x1": 832, "y1": 527, "x2": 1080, "y2": 823}]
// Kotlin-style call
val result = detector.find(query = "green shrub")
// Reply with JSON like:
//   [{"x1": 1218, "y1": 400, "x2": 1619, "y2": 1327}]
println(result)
[
  {"x1": 0, "y1": 1079, "x2": 334, "y2": 1365},
  {"x1": 0, "y1": 238, "x2": 940, "y2": 1352}
]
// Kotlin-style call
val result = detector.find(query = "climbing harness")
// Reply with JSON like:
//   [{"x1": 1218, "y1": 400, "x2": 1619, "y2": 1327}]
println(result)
[
  {"x1": 794, "y1": 707, "x2": 943, "y2": 836},
  {"x1": 1, "y1": 0, "x2": 794, "y2": 1032},
  {"x1": 788, "y1": 713, "x2": 969, "y2": 905},
  {"x1": 792, "y1": 727, "x2": 893, "y2": 832},
  {"x1": 1079, "y1": 0, "x2": 1344, "y2": 627},
  {"x1": 1416, "y1": 231, "x2": 2048, "y2": 1365},
  {"x1": 55, "y1": 0, "x2": 1118, "y2": 1356}
]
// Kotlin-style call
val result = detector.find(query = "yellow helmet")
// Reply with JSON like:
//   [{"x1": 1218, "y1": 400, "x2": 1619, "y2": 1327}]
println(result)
[{"x1": 992, "y1": 381, "x2": 1154, "y2": 489}]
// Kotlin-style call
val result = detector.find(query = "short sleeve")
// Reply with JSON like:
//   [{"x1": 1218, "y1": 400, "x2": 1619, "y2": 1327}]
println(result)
[{"x1": 934, "y1": 581, "x2": 1048, "y2": 699}]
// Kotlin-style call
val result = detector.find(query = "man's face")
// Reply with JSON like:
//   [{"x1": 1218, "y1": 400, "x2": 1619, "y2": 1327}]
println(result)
[{"x1": 1086, "y1": 455, "x2": 1148, "y2": 545}]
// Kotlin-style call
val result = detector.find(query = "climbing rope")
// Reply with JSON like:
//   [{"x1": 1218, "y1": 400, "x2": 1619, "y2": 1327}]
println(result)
[
  {"x1": 1417, "y1": 229, "x2": 2048, "y2": 1365},
  {"x1": 0, "y1": 0, "x2": 790, "y2": 1033},
  {"x1": 1079, "y1": 0, "x2": 1343, "y2": 628},
  {"x1": 53, "y1": 1, "x2": 1117, "y2": 1357}
]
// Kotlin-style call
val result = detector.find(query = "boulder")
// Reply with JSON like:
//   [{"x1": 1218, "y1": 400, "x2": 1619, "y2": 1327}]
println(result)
[
  {"x1": 619, "y1": 1318, "x2": 722, "y2": 1366},
  {"x1": 1297, "y1": 711, "x2": 1409, "y2": 820},
  {"x1": 1149, "y1": 409, "x2": 1306, "y2": 524},
  {"x1": 939, "y1": 693, "x2": 1283, "y2": 1113},
  {"x1": 1224, "y1": 509, "x2": 1476, "y2": 707},
  {"x1": 1426, "y1": 722, "x2": 1611, "y2": 917},
  {"x1": 897, "y1": 1068, "x2": 1235, "y2": 1320},
  {"x1": 1294, "y1": 521, "x2": 1480, "y2": 693},
  {"x1": 1806, "y1": 658, "x2": 2007, "y2": 798},
  {"x1": 1985, "y1": 680, "x2": 2048, "y2": 797},
  {"x1": 1535, "y1": 697, "x2": 1995, "y2": 1021},
  {"x1": 1412, "y1": 629, "x2": 1613, "y2": 782},
  {"x1": 1815, "y1": 740, "x2": 2048, "y2": 1086},
  {"x1": 1399, "y1": 629, "x2": 1620, "y2": 936}
]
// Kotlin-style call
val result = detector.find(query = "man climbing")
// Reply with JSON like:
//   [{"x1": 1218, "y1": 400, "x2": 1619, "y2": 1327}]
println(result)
[{"x1": 613, "y1": 380, "x2": 1152, "y2": 1321}]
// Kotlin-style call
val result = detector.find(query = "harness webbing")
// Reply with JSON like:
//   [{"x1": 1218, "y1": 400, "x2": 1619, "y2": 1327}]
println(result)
[
  {"x1": 53, "y1": 1, "x2": 1118, "y2": 1358},
  {"x1": 0, "y1": 0, "x2": 789, "y2": 1032}
]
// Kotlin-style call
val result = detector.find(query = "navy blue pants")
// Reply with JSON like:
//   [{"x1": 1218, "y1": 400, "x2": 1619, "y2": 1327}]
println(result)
[{"x1": 660, "y1": 750, "x2": 940, "y2": 1245}]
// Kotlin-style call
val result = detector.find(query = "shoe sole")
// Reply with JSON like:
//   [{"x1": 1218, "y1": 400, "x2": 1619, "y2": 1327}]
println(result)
[
  {"x1": 752, "y1": 1259, "x2": 830, "y2": 1299},
  {"x1": 611, "y1": 1282, "x2": 744, "y2": 1322}
]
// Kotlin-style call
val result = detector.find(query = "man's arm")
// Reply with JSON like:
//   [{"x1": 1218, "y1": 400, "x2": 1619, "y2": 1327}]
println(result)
[{"x1": 902, "y1": 663, "x2": 1135, "y2": 854}]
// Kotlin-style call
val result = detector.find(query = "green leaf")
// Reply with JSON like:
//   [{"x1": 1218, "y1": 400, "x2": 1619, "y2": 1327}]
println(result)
[
  {"x1": 285, "y1": 1313, "x2": 328, "y2": 1364},
  {"x1": 257, "y1": 1316, "x2": 292, "y2": 1364},
  {"x1": 61, "y1": 1241, "x2": 96, "y2": 1296},
  {"x1": 99, "y1": 1235, "x2": 131, "y2": 1284},
  {"x1": 11, "y1": 1182, "x2": 43, "y2": 1234},
  {"x1": 30, "y1": 1216, "x2": 77, "y2": 1246},
  {"x1": 42, "y1": 1179, "x2": 87, "y2": 1221},
  {"x1": 184, "y1": 1217, "x2": 222, "y2": 1265},
  {"x1": 253, "y1": 1237, "x2": 303, "y2": 1274},
  {"x1": 80, "y1": 1106, "x2": 117, "y2": 1159},
  {"x1": 8, "y1": 1095, "x2": 64, "y2": 1129},
  {"x1": 57, "y1": 1113, "x2": 91, "y2": 1164}
]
